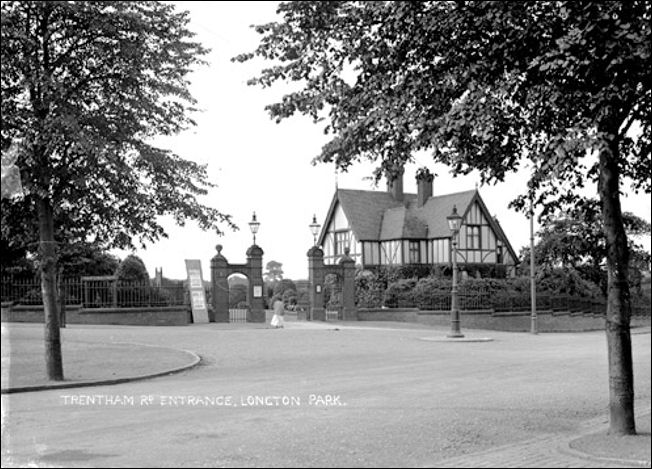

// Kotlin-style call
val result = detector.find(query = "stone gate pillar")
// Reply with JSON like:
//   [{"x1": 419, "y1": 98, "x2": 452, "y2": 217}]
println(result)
[
  {"x1": 246, "y1": 244, "x2": 265, "y2": 323},
  {"x1": 307, "y1": 246, "x2": 325, "y2": 321},
  {"x1": 339, "y1": 250, "x2": 357, "y2": 321},
  {"x1": 210, "y1": 245, "x2": 229, "y2": 323}
]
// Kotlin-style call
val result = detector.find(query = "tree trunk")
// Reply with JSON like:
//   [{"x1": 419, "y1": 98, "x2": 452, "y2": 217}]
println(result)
[
  {"x1": 598, "y1": 137, "x2": 635, "y2": 435},
  {"x1": 37, "y1": 196, "x2": 64, "y2": 381}
]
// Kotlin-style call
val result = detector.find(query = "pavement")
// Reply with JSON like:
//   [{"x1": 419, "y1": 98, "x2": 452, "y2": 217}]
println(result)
[{"x1": 1, "y1": 320, "x2": 650, "y2": 468}]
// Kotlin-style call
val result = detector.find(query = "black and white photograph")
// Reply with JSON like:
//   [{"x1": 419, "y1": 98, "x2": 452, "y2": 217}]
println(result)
[{"x1": 1, "y1": 1, "x2": 650, "y2": 467}]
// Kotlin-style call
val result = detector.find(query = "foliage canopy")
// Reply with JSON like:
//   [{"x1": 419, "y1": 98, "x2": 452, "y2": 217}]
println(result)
[{"x1": 1, "y1": 1, "x2": 234, "y2": 252}]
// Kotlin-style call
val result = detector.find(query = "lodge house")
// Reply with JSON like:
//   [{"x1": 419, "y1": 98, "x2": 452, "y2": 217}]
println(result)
[{"x1": 316, "y1": 169, "x2": 518, "y2": 278}]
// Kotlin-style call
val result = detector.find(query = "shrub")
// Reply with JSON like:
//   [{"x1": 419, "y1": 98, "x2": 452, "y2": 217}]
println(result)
[
  {"x1": 383, "y1": 278, "x2": 417, "y2": 307},
  {"x1": 355, "y1": 269, "x2": 384, "y2": 308}
]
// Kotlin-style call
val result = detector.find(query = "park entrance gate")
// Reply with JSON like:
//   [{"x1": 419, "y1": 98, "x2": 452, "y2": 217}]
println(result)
[
  {"x1": 306, "y1": 246, "x2": 356, "y2": 321},
  {"x1": 210, "y1": 244, "x2": 265, "y2": 323}
]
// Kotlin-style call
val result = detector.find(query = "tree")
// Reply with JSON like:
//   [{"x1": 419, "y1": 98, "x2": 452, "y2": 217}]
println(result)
[
  {"x1": 58, "y1": 243, "x2": 120, "y2": 278},
  {"x1": 1, "y1": 1, "x2": 234, "y2": 380},
  {"x1": 264, "y1": 260, "x2": 284, "y2": 283},
  {"x1": 273, "y1": 278, "x2": 296, "y2": 298},
  {"x1": 237, "y1": 2, "x2": 650, "y2": 434},
  {"x1": 115, "y1": 254, "x2": 149, "y2": 283},
  {"x1": 520, "y1": 199, "x2": 651, "y2": 294}
]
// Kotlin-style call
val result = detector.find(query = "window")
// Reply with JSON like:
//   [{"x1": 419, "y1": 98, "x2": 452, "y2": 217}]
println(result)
[
  {"x1": 496, "y1": 240, "x2": 503, "y2": 264},
  {"x1": 467, "y1": 225, "x2": 481, "y2": 249},
  {"x1": 409, "y1": 241, "x2": 420, "y2": 264},
  {"x1": 334, "y1": 231, "x2": 349, "y2": 256}
]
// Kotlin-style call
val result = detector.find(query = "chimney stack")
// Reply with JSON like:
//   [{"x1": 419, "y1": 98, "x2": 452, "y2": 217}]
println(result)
[
  {"x1": 416, "y1": 167, "x2": 434, "y2": 207},
  {"x1": 386, "y1": 166, "x2": 404, "y2": 201}
]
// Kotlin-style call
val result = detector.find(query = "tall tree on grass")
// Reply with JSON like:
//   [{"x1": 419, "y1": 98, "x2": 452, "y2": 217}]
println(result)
[
  {"x1": 1, "y1": 1, "x2": 234, "y2": 381},
  {"x1": 236, "y1": 2, "x2": 651, "y2": 434}
]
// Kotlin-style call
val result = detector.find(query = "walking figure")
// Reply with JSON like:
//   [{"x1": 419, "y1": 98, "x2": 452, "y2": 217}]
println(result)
[{"x1": 270, "y1": 295, "x2": 285, "y2": 329}]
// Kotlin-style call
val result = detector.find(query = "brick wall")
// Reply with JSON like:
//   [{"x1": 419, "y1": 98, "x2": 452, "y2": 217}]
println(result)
[
  {"x1": 1, "y1": 303, "x2": 190, "y2": 326},
  {"x1": 357, "y1": 307, "x2": 651, "y2": 332}
]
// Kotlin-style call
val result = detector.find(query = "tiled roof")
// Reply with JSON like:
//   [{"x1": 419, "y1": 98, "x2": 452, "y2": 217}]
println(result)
[
  {"x1": 410, "y1": 190, "x2": 477, "y2": 239},
  {"x1": 337, "y1": 188, "x2": 477, "y2": 241},
  {"x1": 336, "y1": 189, "x2": 405, "y2": 241}
]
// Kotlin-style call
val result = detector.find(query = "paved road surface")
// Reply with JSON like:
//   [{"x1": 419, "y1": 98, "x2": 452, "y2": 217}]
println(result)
[{"x1": 2, "y1": 322, "x2": 650, "y2": 467}]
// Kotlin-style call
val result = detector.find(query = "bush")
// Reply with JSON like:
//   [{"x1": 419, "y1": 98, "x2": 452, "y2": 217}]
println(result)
[
  {"x1": 379, "y1": 270, "x2": 604, "y2": 311},
  {"x1": 536, "y1": 268, "x2": 603, "y2": 298},
  {"x1": 355, "y1": 269, "x2": 384, "y2": 308},
  {"x1": 383, "y1": 278, "x2": 418, "y2": 307}
]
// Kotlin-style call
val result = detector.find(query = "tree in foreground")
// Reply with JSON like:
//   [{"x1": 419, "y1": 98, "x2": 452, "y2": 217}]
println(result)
[
  {"x1": 236, "y1": 2, "x2": 650, "y2": 434},
  {"x1": 1, "y1": 1, "x2": 234, "y2": 380}
]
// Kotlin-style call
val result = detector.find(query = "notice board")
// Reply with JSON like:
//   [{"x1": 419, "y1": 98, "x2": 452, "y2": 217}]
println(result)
[{"x1": 185, "y1": 259, "x2": 209, "y2": 324}]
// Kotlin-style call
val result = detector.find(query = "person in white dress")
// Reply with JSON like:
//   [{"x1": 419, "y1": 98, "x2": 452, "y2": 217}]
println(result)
[{"x1": 270, "y1": 295, "x2": 285, "y2": 329}]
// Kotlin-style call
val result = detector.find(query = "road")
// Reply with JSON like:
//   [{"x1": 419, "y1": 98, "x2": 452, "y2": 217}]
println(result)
[{"x1": 2, "y1": 322, "x2": 650, "y2": 467}]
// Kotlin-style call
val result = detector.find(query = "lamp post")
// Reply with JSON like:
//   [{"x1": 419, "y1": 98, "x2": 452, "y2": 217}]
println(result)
[
  {"x1": 309, "y1": 214, "x2": 321, "y2": 246},
  {"x1": 248, "y1": 212, "x2": 260, "y2": 245},
  {"x1": 447, "y1": 205, "x2": 464, "y2": 338},
  {"x1": 529, "y1": 196, "x2": 537, "y2": 334}
]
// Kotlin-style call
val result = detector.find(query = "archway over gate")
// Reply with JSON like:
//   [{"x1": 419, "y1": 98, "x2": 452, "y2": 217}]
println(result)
[
  {"x1": 306, "y1": 246, "x2": 356, "y2": 321},
  {"x1": 210, "y1": 244, "x2": 265, "y2": 323}
]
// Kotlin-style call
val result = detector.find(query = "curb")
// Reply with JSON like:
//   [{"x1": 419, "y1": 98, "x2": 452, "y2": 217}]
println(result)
[
  {"x1": 1, "y1": 346, "x2": 201, "y2": 395},
  {"x1": 559, "y1": 444, "x2": 651, "y2": 468},
  {"x1": 418, "y1": 337, "x2": 494, "y2": 343},
  {"x1": 558, "y1": 409, "x2": 652, "y2": 468}
]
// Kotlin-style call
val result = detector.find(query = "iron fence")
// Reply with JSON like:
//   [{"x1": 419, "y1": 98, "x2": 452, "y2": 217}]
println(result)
[{"x1": 1, "y1": 275, "x2": 187, "y2": 308}]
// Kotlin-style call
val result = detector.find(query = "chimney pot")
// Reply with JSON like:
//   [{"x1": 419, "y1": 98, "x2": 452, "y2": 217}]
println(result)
[
  {"x1": 416, "y1": 168, "x2": 434, "y2": 207},
  {"x1": 386, "y1": 167, "x2": 404, "y2": 201}
]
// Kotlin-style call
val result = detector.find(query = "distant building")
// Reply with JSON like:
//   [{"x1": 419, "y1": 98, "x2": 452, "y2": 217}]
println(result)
[{"x1": 316, "y1": 170, "x2": 518, "y2": 278}]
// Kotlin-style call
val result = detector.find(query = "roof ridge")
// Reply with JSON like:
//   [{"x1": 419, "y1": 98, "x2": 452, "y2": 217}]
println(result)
[
  {"x1": 337, "y1": 188, "x2": 475, "y2": 197},
  {"x1": 428, "y1": 189, "x2": 477, "y2": 199}
]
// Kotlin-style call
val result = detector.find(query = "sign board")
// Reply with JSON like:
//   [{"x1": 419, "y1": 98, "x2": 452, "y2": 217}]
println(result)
[
  {"x1": 185, "y1": 259, "x2": 209, "y2": 323},
  {"x1": 253, "y1": 285, "x2": 263, "y2": 298}
]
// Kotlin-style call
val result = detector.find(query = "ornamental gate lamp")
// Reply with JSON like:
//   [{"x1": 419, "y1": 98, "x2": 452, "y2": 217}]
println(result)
[
  {"x1": 309, "y1": 214, "x2": 321, "y2": 246},
  {"x1": 249, "y1": 212, "x2": 260, "y2": 245}
]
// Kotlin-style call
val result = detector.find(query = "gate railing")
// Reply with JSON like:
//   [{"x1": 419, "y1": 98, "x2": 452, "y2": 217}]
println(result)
[
  {"x1": 229, "y1": 308, "x2": 247, "y2": 323},
  {"x1": 325, "y1": 309, "x2": 339, "y2": 321}
]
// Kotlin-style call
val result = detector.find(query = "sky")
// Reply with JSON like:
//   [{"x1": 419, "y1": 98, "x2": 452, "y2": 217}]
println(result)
[{"x1": 116, "y1": 1, "x2": 651, "y2": 281}]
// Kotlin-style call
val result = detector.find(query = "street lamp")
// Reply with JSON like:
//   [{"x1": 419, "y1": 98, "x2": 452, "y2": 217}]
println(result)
[
  {"x1": 447, "y1": 205, "x2": 464, "y2": 338},
  {"x1": 529, "y1": 195, "x2": 537, "y2": 334},
  {"x1": 309, "y1": 214, "x2": 321, "y2": 246},
  {"x1": 248, "y1": 212, "x2": 260, "y2": 245}
]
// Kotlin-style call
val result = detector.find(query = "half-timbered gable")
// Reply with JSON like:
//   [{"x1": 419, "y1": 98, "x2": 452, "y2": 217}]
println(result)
[{"x1": 316, "y1": 172, "x2": 518, "y2": 277}]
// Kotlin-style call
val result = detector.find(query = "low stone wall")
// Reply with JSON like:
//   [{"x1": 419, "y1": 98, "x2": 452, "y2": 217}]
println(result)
[
  {"x1": 357, "y1": 307, "x2": 651, "y2": 332},
  {"x1": 357, "y1": 308, "x2": 420, "y2": 323},
  {"x1": 1, "y1": 303, "x2": 190, "y2": 326}
]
